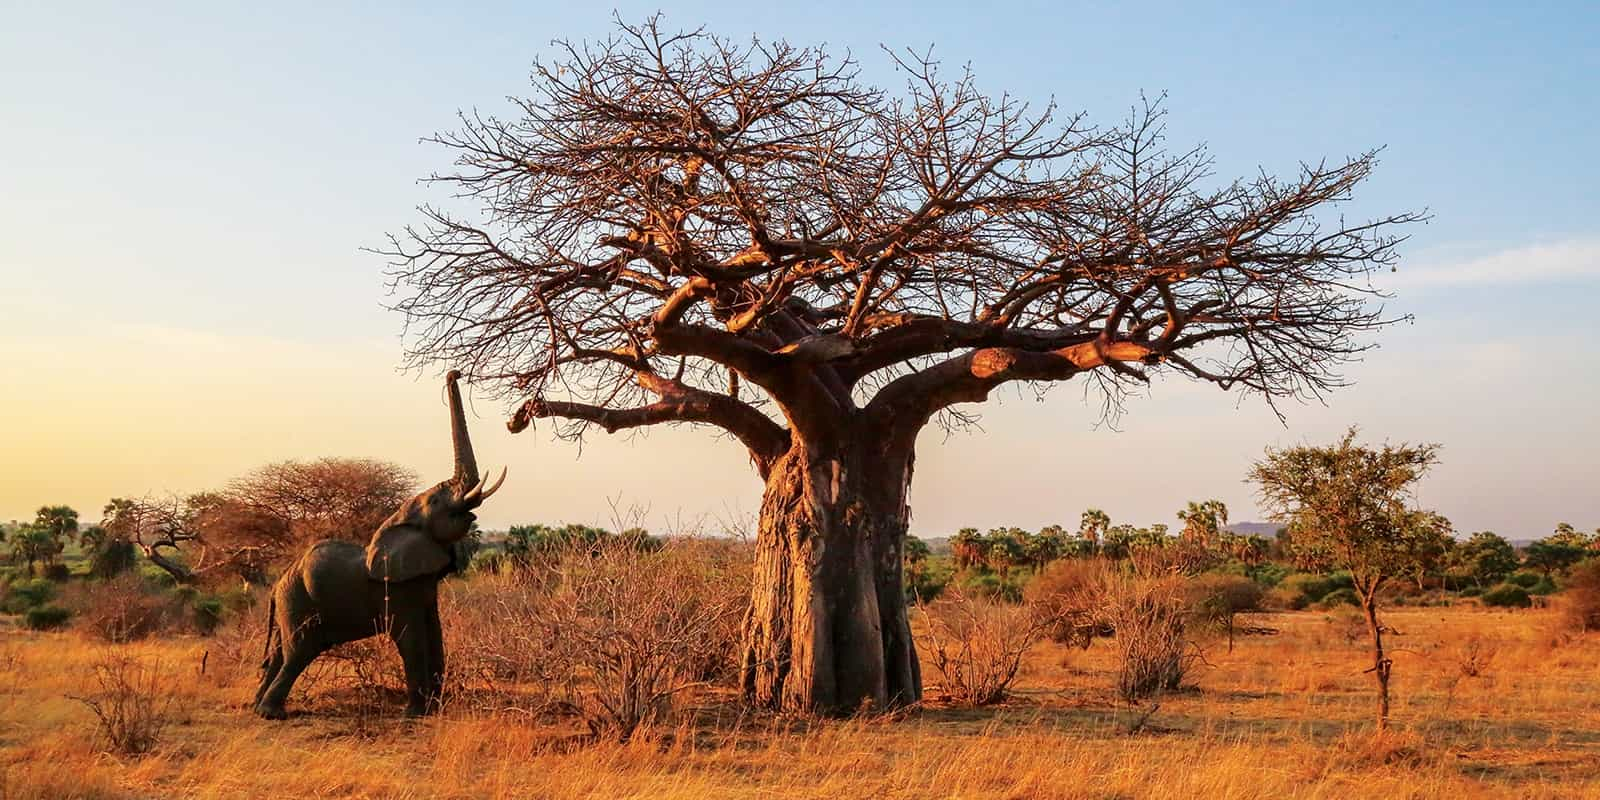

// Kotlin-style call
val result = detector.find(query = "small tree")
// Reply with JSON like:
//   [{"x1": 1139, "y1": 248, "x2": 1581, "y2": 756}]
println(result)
[
  {"x1": 7, "y1": 524, "x2": 63, "y2": 576},
  {"x1": 1079, "y1": 510, "x2": 1111, "y2": 549},
  {"x1": 950, "y1": 528, "x2": 987, "y2": 571},
  {"x1": 1249, "y1": 428, "x2": 1441, "y2": 730},
  {"x1": 1549, "y1": 523, "x2": 1596, "y2": 550},
  {"x1": 33, "y1": 506, "x2": 80, "y2": 546},
  {"x1": 1524, "y1": 538, "x2": 1588, "y2": 578},
  {"x1": 1448, "y1": 530, "x2": 1516, "y2": 588},
  {"x1": 1177, "y1": 500, "x2": 1228, "y2": 548},
  {"x1": 984, "y1": 528, "x2": 1028, "y2": 581}
]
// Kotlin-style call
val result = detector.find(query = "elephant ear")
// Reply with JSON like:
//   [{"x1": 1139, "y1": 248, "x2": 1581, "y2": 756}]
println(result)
[{"x1": 365, "y1": 524, "x2": 450, "y2": 582}]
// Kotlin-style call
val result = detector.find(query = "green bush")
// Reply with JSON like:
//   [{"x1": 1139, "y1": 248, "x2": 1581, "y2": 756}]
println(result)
[
  {"x1": 1244, "y1": 562, "x2": 1292, "y2": 588},
  {"x1": 1506, "y1": 571, "x2": 1542, "y2": 589},
  {"x1": 2, "y1": 577, "x2": 56, "y2": 613},
  {"x1": 1317, "y1": 588, "x2": 1359, "y2": 608},
  {"x1": 1458, "y1": 585, "x2": 1483, "y2": 598},
  {"x1": 42, "y1": 563, "x2": 72, "y2": 582},
  {"x1": 24, "y1": 604, "x2": 73, "y2": 630},
  {"x1": 907, "y1": 557, "x2": 954, "y2": 603},
  {"x1": 1481, "y1": 583, "x2": 1532, "y2": 608},
  {"x1": 1528, "y1": 576, "x2": 1558, "y2": 596},
  {"x1": 1263, "y1": 585, "x2": 1310, "y2": 611},
  {"x1": 960, "y1": 571, "x2": 1023, "y2": 603},
  {"x1": 1279, "y1": 573, "x2": 1344, "y2": 605},
  {"x1": 192, "y1": 596, "x2": 225, "y2": 635}
]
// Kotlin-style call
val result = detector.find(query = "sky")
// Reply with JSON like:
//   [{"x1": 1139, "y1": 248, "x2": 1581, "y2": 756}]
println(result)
[{"x1": 2, "y1": 1, "x2": 1597, "y2": 539}]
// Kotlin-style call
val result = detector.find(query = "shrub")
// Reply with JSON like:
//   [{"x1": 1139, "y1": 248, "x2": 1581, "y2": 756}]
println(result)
[
  {"x1": 90, "y1": 537, "x2": 139, "y2": 578},
  {"x1": 1024, "y1": 559, "x2": 1113, "y2": 645},
  {"x1": 1317, "y1": 588, "x2": 1360, "y2": 608},
  {"x1": 1454, "y1": 633, "x2": 1495, "y2": 678},
  {"x1": 1187, "y1": 574, "x2": 1264, "y2": 648},
  {"x1": 191, "y1": 596, "x2": 225, "y2": 635},
  {"x1": 959, "y1": 571, "x2": 1023, "y2": 603},
  {"x1": 906, "y1": 556, "x2": 954, "y2": 603},
  {"x1": 1279, "y1": 572, "x2": 1352, "y2": 606},
  {"x1": 1263, "y1": 585, "x2": 1310, "y2": 611},
  {"x1": 42, "y1": 563, "x2": 72, "y2": 582},
  {"x1": 1245, "y1": 561, "x2": 1292, "y2": 587},
  {"x1": 2, "y1": 577, "x2": 55, "y2": 613},
  {"x1": 70, "y1": 651, "x2": 174, "y2": 756},
  {"x1": 1100, "y1": 575, "x2": 1195, "y2": 702},
  {"x1": 916, "y1": 587, "x2": 1046, "y2": 706},
  {"x1": 1481, "y1": 583, "x2": 1532, "y2": 609},
  {"x1": 24, "y1": 604, "x2": 73, "y2": 630},
  {"x1": 452, "y1": 538, "x2": 749, "y2": 740},
  {"x1": 1505, "y1": 571, "x2": 1542, "y2": 589},
  {"x1": 1528, "y1": 576, "x2": 1558, "y2": 596},
  {"x1": 1560, "y1": 559, "x2": 1600, "y2": 633},
  {"x1": 77, "y1": 576, "x2": 179, "y2": 642}
]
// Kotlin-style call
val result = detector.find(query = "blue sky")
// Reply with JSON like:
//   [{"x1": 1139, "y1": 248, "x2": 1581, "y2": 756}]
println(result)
[{"x1": 2, "y1": 1, "x2": 1597, "y2": 538}]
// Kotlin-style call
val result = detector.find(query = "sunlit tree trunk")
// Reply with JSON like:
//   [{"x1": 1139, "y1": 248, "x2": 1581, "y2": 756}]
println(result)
[
  {"x1": 740, "y1": 425, "x2": 921, "y2": 714},
  {"x1": 1358, "y1": 580, "x2": 1392, "y2": 730}
]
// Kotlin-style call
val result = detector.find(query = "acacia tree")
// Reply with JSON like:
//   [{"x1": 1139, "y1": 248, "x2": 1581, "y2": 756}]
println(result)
[
  {"x1": 384, "y1": 19, "x2": 1421, "y2": 713},
  {"x1": 101, "y1": 458, "x2": 417, "y2": 585},
  {"x1": 1249, "y1": 429, "x2": 1441, "y2": 730}
]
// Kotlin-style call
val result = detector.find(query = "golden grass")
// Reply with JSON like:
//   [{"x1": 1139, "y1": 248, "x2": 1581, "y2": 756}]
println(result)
[{"x1": 3, "y1": 606, "x2": 1599, "y2": 799}]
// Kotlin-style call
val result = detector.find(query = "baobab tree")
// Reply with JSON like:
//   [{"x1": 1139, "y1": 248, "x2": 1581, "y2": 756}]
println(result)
[{"x1": 384, "y1": 18, "x2": 1422, "y2": 713}]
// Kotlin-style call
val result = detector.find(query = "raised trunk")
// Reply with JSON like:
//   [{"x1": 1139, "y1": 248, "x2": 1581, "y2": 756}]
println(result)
[
  {"x1": 739, "y1": 426, "x2": 921, "y2": 714},
  {"x1": 445, "y1": 370, "x2": 479, "y2": 486}
]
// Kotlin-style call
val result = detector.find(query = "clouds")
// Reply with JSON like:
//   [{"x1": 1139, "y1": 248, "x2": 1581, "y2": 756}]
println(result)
[{"x1": 1390, "y1": 238, "x2": 1600, "y2": 289}]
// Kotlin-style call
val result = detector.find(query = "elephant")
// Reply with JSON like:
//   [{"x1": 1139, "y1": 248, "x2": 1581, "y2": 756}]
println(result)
[{"x1": 252, "y1": 370, "x2": 505, "y2": 719}]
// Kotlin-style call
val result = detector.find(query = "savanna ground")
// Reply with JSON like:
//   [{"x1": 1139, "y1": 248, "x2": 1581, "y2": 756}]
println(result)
[{"x1": 3, "y1": 601, "x2": 1597, "y2": 799}]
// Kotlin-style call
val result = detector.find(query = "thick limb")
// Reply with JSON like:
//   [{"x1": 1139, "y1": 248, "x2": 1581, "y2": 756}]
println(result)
[
  {"x1": 424, "y1": 600, "x2": 445, "y2": 707},
  {"x1": 390, "y1": 615, "x2": 432, "y2": 717},
  {"x1": 256, "y1": 638, "x2": 321, "y2": 719}
]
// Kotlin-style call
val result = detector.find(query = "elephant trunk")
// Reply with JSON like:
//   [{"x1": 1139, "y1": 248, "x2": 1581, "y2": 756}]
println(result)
[{"x1": 446, "y1": 370, "x2": 479, "y2": 489}]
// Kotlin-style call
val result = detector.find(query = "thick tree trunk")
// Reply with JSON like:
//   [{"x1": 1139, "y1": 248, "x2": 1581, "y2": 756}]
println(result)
[{"x1": 739, "y1": 431, "x2": 921, "y2": 714}]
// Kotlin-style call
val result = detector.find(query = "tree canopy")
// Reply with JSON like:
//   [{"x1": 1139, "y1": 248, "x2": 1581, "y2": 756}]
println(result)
[{"x1": 385, "y1": 17, "x2": 1421, "y2": 472}]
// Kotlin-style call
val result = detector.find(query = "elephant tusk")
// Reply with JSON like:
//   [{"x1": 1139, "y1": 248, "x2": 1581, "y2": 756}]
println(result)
[
  {"x1": 475, "y1": 466, "x2": 508, "y2": 501},
  {"x1": 460, "y1": 473, "x2": 487, "y2": 503}
]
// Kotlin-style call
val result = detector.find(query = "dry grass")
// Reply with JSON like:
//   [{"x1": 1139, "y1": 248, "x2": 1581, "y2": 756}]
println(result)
[{"x1": 3, "y1": 603, "x2": 1599, "y2": 798}]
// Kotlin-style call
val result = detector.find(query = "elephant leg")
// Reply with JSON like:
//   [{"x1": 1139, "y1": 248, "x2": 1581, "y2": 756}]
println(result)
[
  {"x1": 254, "y1": 639, "x2": 285, "y2": 708},
  {"x1": 256, "y1": 638, "x2": 321, "y2": 720},
  {"x1": 424, "y1": 601, "x2": 445, "y2": 709},
  {"x1": 390, "y1": 618, "x2": 430, "y2": 717}
]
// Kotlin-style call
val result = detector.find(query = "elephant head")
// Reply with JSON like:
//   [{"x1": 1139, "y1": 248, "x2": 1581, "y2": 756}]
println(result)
[{"x1": 366, "y1": 370, "x2": 506, "y2": 582}]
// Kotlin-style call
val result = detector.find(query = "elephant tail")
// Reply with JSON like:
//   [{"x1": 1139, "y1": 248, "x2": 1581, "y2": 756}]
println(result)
[{"x1": 260, "y1": 593, "x2": 277, "y2": 669}]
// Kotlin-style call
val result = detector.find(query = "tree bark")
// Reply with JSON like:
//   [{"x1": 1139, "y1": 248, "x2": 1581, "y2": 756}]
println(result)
[
  {"x1": 1360, "y1": 589, "x2": 1391, "y2": 731},
  {"x1": 739, "y1": 426, "x2": 922, "y2": 714}
]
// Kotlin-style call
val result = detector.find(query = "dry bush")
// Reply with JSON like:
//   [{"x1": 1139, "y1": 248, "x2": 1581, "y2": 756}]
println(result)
[
  {"x1": 440, "y1": 568, "x2": 556, "y2": 694},
  {"x1": 70, "y1": 651, "x2": 174, "y2": 756},
  {"x1": 1024, "y1": 558, "x2": 1113, "y2": 646},
  {"x1": 322, "y1": 631, "x2": 407, "y2": 703},
  {"x1": 1328, "y1": 728, "x2": 1437, "y2": 770},
  {"x1": 73, "y1": 576, "x2": 180, "y2": 643},
  {"x1": 456, "y1": 538, "x2": 747, "y2": 740},
  {"x1": 1453, "y1": 632, "x2": 1495, "y2": 678},
  {"x1": 204, "y1": 609, "x2": 266, "y2": 688},
  {"x1": 916, "y1": 587, "x2": 1047, "y2": 706},
  {"x1": 1560, "y1": 559, "x2": 1600, "y2": 633},
  {"x1": 1185, "y1": 573, "x2": 1265, "y2": 650},
  {"x1": 1098, "y1": 575, "x2": 1196, "y2": 703},
  {"x1": 1127, "y1": 539, "x2": 1217, "y2": 577}
]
